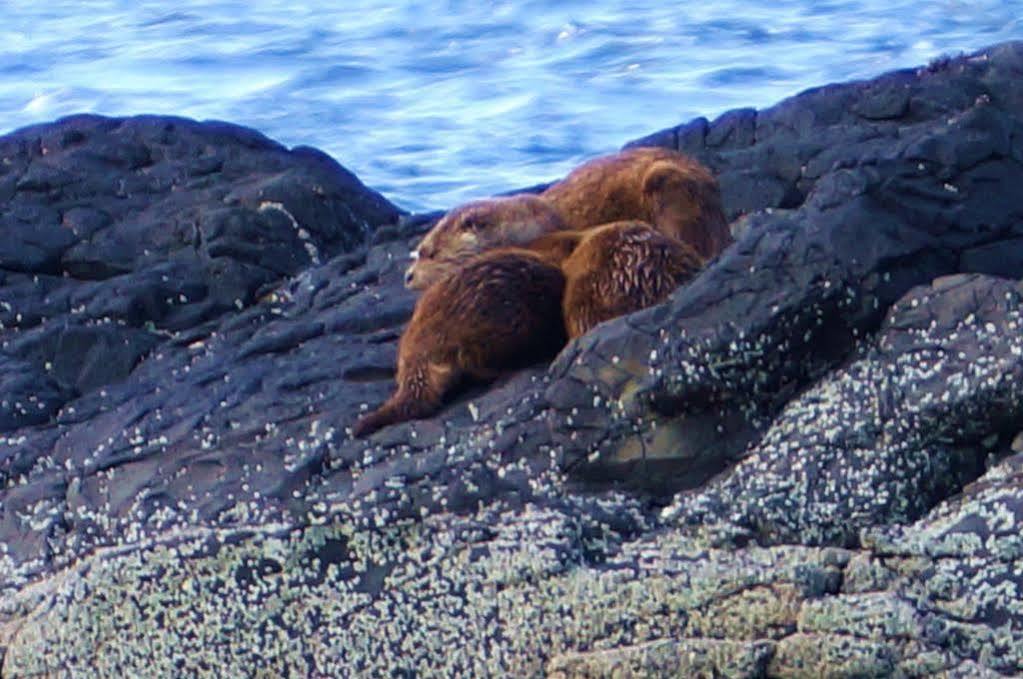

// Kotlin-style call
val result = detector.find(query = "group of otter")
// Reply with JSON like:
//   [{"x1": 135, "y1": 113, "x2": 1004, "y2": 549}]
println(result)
[{"x1": 353, "y1": 147, "x2": 731, "y2": 437}]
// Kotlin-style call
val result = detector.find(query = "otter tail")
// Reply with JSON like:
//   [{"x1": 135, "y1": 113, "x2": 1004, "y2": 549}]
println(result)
[
  {"x1": 352, "y1": 362, "x2": 453, "y2": 438},
  {"x1": 352, "y1": 398, "x2": 406, "y2": 438},
  {"x1": 353, "y1": 394, "x2": 442, "y2": 438}
]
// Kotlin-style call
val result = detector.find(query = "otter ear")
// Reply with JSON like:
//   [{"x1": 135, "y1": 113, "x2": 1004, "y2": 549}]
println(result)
[{"x1": 643, "y1": 162, "x2": 697, "y2": 201}]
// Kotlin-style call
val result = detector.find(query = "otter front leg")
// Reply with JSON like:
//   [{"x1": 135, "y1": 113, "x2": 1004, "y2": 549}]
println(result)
[{"x1": 352, "y1": 361, "x2": 457, "y2": 437}]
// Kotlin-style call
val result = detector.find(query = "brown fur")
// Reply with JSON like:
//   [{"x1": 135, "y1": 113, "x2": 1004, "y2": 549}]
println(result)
[
  {"x1": 520, "y1": 229, "x2": 585, "y2": 265},
  {"x1": 554, "y1": 220, "x2": 705, "y2": 338},
  {"x1": 405, "y1": 148, "x2": 729, "y2": 291},
  {"x1": 404, "y1": 194, "x2": 567, "y2": 290},
  {"x1": 541, "y1": 146, "x2": 730, "y2": 260},
  {"x1": 354, "y1": 250, "x2": 567, "y2": 437}
]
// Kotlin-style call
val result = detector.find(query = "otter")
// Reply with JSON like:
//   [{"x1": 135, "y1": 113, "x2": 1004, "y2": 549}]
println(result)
[
  {"x1": 353, "y1": 250, "x2": 566, "y2": 437},
  {"x1": 542, "y1": 146, "x2": 730, "y2": 260},
  {"x1": 355, "y1": 222, "x2": 702, "y2": 436},
  {"x1": 404, "y1": 194, "x2": 567, "y2": 290},
  {"x1": 404, "y1": 147, "x2": 728, "y2": 290},
  {"x1": 554, "y1": 220, "x2": 705, "y2": 338}
]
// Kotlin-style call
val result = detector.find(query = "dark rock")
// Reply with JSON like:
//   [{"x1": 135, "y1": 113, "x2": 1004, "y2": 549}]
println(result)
[
  {"x1": 5, "y1": 42, "x2": 1023, "y2": 678},
  {"x1": 549, "y1": 40, "x2": 1023, "y2": 499},
  {"x1": 665, "y1": 274, "x2": 1023, "y2": 547},
  {"x1": 705, "y1": 107, "x2": 757, "y2": 149},
  {"x1": 0, "y1": 113, "x2": 401, "y2": 429},
  {"x1": 58, "y1": 324, "x2": 161, "y2": 393},
  {"x1": 0, "y1": 354, "x2": 68, "y2": 431}
]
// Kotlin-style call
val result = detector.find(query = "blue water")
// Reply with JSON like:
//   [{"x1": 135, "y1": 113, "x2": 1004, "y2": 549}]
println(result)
[{"x1": 1, "y1": 1, "x2": 1021, "y2": 212}]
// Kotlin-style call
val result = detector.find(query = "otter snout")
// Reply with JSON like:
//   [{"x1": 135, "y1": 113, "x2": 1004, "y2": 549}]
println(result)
[
  {"x1": 404, "y1": 249, "x2": 420, "y2": 289},
  {"x1": 404, "y1": 256, "x2": 449, "y2": 291}
]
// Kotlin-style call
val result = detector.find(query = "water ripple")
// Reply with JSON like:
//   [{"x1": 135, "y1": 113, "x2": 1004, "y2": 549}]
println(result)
[{"x1": 1, "y1": 0, "x2": 1021, "y2": 211}]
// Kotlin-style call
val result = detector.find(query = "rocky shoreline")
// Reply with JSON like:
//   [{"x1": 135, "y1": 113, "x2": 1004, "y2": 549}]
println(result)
[{"x1": 3, "y1": 41, "x2": 1023, "y2": 677}]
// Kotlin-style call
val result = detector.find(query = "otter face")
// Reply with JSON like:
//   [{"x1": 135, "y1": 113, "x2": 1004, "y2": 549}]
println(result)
[
  {"x1": 404, "y1": 206, "x2": 487, "y2": 289},
  {"x1": 404, "y1": 196, "x2": 566, "y2": 290}
]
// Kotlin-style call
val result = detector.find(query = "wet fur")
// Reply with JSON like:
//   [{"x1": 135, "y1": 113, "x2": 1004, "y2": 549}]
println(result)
[
  {"x1": 542, "y1": 221, "x2": 705, "y2": 338},
  {"x1": 354, "y1": 250, "x2": 567, "y2": 437},
  {"x1": 541, "y1": 146, "x2": 730, "y2": 260},
  {"x1": 405, "y1": 147, "x2": 729, "y2": 290},
  {"x1": 404, "y1": 194, "x2": 567, "y2": 290},
  {"x1": 519, "y1": 229, "x2": 585, "y2": 266}
]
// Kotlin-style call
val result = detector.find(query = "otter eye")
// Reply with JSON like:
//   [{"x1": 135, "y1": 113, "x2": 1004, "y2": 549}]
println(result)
[
  {"x1": 409, "y1": 249, "x2": 419, "y2": 260},
  {"x1": 462, "y1": 217, "x2": 484, "y2": 232}
]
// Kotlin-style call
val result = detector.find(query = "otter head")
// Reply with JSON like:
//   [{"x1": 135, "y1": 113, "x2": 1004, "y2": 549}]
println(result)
[{"x1": 404, "y1": 195, "x2": 566, "y2": 290}]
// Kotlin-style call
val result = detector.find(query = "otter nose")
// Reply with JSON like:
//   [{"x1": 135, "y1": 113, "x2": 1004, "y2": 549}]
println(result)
[{"x1": 404, "y1": 268, "x2": 415, "y2": 287}]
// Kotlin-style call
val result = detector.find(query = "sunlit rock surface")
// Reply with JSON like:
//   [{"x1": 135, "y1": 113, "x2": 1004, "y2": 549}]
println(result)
[{"x1": 4, "y1": 42, "x2": 1023, "y2": 677}]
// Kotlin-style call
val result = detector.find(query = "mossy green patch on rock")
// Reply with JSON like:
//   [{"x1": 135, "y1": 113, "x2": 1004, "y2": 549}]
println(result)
[
  {"x1": 768, "y1": 633, "x2": 896, "y2": 679},
  {"x1": 797, "y1": 593, "x2": 923, "y2": 640},
  {"x1": 2, "y1": 509, "x2": 850, "y2": 677},
  {"x1": 547, "y1": 637, "x2": 775, "y2": 679},
  {"x1": 685, "y1": 584, "x2": 802, "y2": 640}
]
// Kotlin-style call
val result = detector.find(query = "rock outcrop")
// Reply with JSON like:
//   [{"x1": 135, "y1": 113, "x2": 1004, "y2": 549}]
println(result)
[{"x1": 4, "y1": 43, "x2": 1023, "y2": 677}]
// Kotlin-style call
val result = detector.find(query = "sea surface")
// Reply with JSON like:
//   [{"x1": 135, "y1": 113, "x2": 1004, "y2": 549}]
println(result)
[{"x1": 1, "y1": 1, "x2": 1021, "y2": 212}]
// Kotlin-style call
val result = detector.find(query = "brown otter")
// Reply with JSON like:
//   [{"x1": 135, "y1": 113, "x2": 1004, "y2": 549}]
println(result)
[
  {"x1": 541, "y1": 146, "x2": 730, "y2": 260},
  {"x1": 353, "y1": 250, "x2": 566, "y2": 437},
  {"x1": 404, "y1": 194, "x2": 567, "y2": 290},
  {"x1": 404, "y1": 147, "x2": 728, "y2": 290},
  {"x1": 554, "y1": 220, "x2": 705, "y2": 338}
]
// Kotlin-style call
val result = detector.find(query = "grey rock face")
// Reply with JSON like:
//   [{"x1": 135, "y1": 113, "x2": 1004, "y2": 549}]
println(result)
[
  {"x1": 0, "y1": 114, "x2": 403, "y2": 587},
  {"x1": 666, "y1": 274, "x2": 1023, "y2": 548},
  {"x1": 4, "y1": 43, "x2": 1023, "y2": 677}
]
